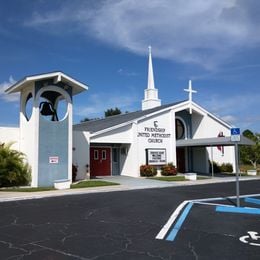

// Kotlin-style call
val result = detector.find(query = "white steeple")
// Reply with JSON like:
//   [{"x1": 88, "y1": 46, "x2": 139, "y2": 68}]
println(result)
[
  {"x1": 184, "y1": 80, "x2": 197, "y2": 114},
  {"x1": 147, "y1": 46, "x2": 155, "y2": 89},
  {"x1": 142, "y1": 46, "x2": 161, "y2": 110}
]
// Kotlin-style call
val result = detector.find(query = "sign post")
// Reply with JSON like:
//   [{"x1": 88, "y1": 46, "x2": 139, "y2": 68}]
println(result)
[{"x1": 231, "y1": 128, "x2": 240, "y2": 207}]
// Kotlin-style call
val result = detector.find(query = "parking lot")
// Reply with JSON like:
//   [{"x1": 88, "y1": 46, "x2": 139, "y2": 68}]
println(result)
[
  {"x1": 0, "y1": 179, "x2": 259, "y2": 259},
  {"x1": 157, "y1": 193, "x2": 260, "y2": 259}
]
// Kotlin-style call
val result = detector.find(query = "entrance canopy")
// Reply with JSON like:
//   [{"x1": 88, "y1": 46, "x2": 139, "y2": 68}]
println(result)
[{"x1": 176, "y1": 136, "x2": 254, "y2": 147}]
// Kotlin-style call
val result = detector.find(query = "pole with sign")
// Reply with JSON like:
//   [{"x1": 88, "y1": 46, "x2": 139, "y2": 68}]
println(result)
[{"x1": 231, "y1": 128, "x2": 240, "y2": 207}]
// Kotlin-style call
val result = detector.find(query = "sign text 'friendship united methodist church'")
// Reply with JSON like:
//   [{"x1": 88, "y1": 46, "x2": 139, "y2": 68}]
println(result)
[{"x1": 137, "y1": 121, "x2": 171, "y2": 143}]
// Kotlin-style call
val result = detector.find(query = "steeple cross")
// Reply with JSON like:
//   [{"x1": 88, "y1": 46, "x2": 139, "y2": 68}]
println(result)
[{"x1": 184, "y1": 80, "x2": 197, "y2": 114}]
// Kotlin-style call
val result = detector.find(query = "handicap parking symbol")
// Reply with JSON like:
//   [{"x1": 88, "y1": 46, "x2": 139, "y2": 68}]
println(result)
[
  {"x1": 231, "y1": 128, "x2": 240, "y2": 135},
  {"x1": 239, "y1": 231, "x2": 260, "y2": 247}
]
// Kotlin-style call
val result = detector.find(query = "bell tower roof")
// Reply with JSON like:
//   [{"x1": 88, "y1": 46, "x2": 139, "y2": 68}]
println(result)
[{"x1": 5, "y1": 71, "x2": 88, "y2": 96}]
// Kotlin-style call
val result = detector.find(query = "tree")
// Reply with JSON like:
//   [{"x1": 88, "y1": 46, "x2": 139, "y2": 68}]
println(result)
[
  {"x1": 240, "y1": 130, "x2": 260, "y2": 169},
  {"x1": 104, "y1": 107, "x2": 122, "y2": 117},
  {"x1": 80, "y1": 117, "x2": 90, "y2": 122},
  {"x1": 80, "y1": 117, "x2": 101, "y2": 122},
  {"x1": 0, "y1": 142, "x2": 31, "y2": 187}
]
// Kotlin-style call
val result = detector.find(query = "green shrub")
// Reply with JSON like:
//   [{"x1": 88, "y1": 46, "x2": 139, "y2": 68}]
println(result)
[
  {"x1": 220, "y1": 163, "x2": 233, "y2": 173},
  {"x1": 209, "y1": 161, "x2": 221, "y2": 173},
  {"x1": 140, "y1": 165, "x2": 157, "y2": 177},
  {"x1": 0, "y1": 142, "x2": 31, "y2": 187},
  {"x1": 161, "y1": 163, "x2": 177, "y2": 176},
  {"x1": 209, "y1": 161, "x2": 234, "y2": 173}
]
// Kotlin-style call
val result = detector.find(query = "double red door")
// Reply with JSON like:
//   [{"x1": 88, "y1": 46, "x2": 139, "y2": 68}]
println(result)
[{"x1": 90, "y1": 147, "x2": 111, "y2": 176}]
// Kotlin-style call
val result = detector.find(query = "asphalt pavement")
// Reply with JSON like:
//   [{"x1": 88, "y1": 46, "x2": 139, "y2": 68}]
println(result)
[{"x1": 0, "y1": 179, "x2": 259, "y2": 259}]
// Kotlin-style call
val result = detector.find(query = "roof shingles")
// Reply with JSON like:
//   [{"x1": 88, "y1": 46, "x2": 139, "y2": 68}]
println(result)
[{"x1": 73, "y1": 101, "x2": 185, "y2": 133}]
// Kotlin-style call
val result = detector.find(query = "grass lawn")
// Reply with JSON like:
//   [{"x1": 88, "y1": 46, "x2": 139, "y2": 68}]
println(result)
[
  {"x1": 0, "y1": 180, "x2": 119, "y2": 192},
  {"x1": 149, "y1": 176, "x2": 187, "y2": 181},
  {"x1": 149, "y1": 175, "x2": 210, "y2": 182},
  {"x1": 71, "y1": 180, "x2": 119, "y2": 189}
]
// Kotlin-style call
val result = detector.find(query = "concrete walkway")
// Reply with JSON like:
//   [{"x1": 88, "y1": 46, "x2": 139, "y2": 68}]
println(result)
[{"x1": 0, "y1": 175, "x2": 259, "y2": 202}]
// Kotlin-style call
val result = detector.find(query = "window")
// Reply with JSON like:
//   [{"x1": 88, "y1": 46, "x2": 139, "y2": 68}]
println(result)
[
  {"x1": 176, "y1": 119, "x2": 185, "y2": 139},
  {"x1": 102, "y1": 150, "x2": 106, "y2": 160},
  {"x1": 94, "y1": 150, "x2": 99, "y2": 160}
]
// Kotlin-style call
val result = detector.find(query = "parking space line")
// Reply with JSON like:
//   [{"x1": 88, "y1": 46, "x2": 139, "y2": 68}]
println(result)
[
  {"x1": 166, "y1": 202, "x2": 193, "y2": 242},
  {"x1": 156, "y1": 193, "x2": 260, "y2": 241},
  {"x1": 244, "y1": 197, "x2": 260, "y2": 206},
  {"x1": 194, "y1": 201, "x2": 235, "y2": 207},
  {"x1": 156, "y1": 200, "x2": 190, "y2": 240},
  {"x1": 216, "y1": 205, "x2": 260, "y2": 215}
]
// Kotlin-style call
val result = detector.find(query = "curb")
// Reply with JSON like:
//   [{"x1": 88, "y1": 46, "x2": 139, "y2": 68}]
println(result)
[{"x1": 0, "y1": 176, "x2": 259, "y2": 203}]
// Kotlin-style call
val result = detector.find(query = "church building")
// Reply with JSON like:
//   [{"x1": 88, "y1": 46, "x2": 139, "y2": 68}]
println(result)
[
  {"x1": 73, "y1": 47, "x2": 240, "y2": 180},
  {"x1": 1, "y1": 47, "x2": 252, "y2": 187}
]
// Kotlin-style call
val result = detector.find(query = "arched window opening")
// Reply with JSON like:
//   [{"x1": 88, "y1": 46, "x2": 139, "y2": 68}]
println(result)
[
  {"x1": 176, "y1": 119, "x2": 185, "y2": 139},
  {"x1": 39, "y1": 91, "x2": 68, "y2": 122},
  {"x1": 24, "y1": 93, "x2": 33, "y2": 121}
]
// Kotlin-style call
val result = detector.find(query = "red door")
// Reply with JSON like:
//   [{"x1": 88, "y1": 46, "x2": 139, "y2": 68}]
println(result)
[
  {"x1": 90, "y1": 147, "x2": 111, "y2": 176},
  {"x1": 176, "y1": 148, "x2": 186, "y2": 173}
]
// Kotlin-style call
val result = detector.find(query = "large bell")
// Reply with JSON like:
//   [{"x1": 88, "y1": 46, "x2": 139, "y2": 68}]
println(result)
[{"x1": 39, "y1": 102, "x2": 58, "y2": 121}]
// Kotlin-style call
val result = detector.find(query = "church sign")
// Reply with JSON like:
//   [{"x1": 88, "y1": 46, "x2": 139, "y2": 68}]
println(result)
[
  {"x1": 137, "y1": 121, "x2": 171, "y2": 143},
  {"x1": 146, "y1": 149, "x2": 166, "y2": 165}
]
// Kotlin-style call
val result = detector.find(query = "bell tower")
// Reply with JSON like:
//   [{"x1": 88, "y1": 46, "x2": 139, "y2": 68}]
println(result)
[
  {"x1": 6, "y1": 72, "x2": 88, "y2": 187},
  {"x1": 142, "y1": 46, "x2": 161, "y2": 110}
]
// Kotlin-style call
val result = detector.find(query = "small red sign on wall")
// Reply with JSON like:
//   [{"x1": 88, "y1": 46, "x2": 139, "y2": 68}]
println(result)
[{"x1": 49, "y1": 156, "x2": 59, "y2": 164}]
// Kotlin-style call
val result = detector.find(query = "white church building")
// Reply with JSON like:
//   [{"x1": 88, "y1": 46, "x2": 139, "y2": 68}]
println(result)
[{"x1": 0, "y1": 47, "x2": 252, "y2": 187}]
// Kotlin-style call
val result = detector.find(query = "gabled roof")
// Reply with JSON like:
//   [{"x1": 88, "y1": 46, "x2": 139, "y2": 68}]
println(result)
[
  {"x1": 5, "y1": 71, "x2": 88, "y2": 96},
  {"x1": 74, "y1": 99, "x2": 233, "y2": 135},
  {"x1": 73, "y1": 101, "x2": 185, "y2": 133}
]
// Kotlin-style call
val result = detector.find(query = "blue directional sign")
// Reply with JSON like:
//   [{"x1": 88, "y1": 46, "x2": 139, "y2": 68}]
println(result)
[
  {"x1": 231, "y1": 128, "x2": 240, "y2": 141},
  {"x1": 231, "y1": 128, "x2": 240, "y2": 135}
]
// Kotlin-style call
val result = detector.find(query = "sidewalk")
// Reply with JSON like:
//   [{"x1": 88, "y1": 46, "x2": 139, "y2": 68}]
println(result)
[{"x1": 0, "y1": 175, "x2": 259, "y2": 202}]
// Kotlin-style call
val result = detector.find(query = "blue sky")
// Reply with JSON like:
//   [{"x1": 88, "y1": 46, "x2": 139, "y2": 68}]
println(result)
[{"x1": 0, "y1": 0, "x2": 260, "y2": 133}]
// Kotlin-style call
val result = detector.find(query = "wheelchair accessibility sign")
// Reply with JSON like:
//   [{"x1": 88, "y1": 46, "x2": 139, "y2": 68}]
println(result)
[
  {"x1": 231, "y1": 128, "x2": 241, "y2": 142},
  {"x1": 239, "y1": 231, "x2": 260, "y2": 247}
]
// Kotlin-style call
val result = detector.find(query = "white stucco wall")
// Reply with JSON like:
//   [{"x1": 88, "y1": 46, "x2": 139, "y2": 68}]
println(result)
[
  {"x1": 20, "y1": 105, "x2": 39, "y2": 187},
  {"x1": 192, "y1": 113, "x2": 230, "y2": 138},
  {"x1": 0, "y1": 127, "x2": 20, "y2": 150},
  {"x1": 91, "y1": 124, "x2": 133, "y2": 143},
  {"x1": 73, "y1": 130, "x2": 90, "y2": 180},
  {"x1": 136, "y1": 111, "x2": 175, "y2": 171},
  {"x1": 191, "y1": 110, "x2": 236, "y2": 172}
]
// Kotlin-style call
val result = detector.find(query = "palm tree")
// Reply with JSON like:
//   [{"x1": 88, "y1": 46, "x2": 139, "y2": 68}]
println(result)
[{"x1": 0, "y1": 142, "x2": 31, "y2": 187}]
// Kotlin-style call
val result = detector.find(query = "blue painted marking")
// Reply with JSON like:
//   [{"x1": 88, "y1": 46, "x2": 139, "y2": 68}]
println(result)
[
  {"x1": 244, "y1": 197, "x2": 260, "y2": 206},
  {"x1": 216, "y1": 205, "x2": 260, "y2": 215},
  {"x1": 166, "y1": 202, "x2": 193, "y2": 241}
]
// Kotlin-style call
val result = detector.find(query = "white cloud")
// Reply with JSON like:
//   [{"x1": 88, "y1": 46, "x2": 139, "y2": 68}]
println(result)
[
  {"x1": 203, "y1": 93, "x2": 260, "y2": 115},
  {"x1": 220, "y1": 115, "x2": 237, "y2": 124},
  {"x1": 0, "y1": 76, "x2": 19, "y2": 102},
  {"x1": 201, "y1": 93, "x2": 260, "y2": 130},
  {"x1": 117, "y1": 68, "x2": 138, "y2": 77},
  {"x1": 24, "y1": 0, "x2": 260, "y2": 69}
]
